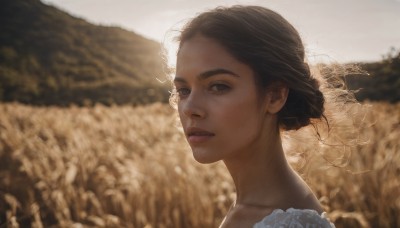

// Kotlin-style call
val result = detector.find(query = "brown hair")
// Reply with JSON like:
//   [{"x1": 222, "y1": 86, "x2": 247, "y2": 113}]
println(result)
[{"x1": 177, "y1": 5, "x2": 325, "y2": 131}]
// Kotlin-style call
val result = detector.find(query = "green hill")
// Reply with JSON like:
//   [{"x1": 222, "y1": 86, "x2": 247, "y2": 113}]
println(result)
[
  {"x1": 1, "y1": 0, "x2": 398, "y2": 105},
  {"x1": 346, "y1": 48, "x2": 400, "y2": 103},
  {"x1": 0, "y1": 0, "x2": 169, "y2": 106}
]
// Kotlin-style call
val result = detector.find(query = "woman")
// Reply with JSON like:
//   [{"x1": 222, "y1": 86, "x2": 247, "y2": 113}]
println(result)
[{"x1": 172, "y1": 5, "x2": 335, "y2": 227}]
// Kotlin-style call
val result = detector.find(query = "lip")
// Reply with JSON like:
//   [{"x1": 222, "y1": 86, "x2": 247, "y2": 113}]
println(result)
[{"x1": 186, "y1": 127, "x2": 215, "y2": 144}]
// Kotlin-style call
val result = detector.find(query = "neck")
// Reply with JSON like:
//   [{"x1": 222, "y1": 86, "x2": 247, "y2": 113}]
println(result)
[{"x1": 223, "y1": 126, "x2": 294, "y2": 208}]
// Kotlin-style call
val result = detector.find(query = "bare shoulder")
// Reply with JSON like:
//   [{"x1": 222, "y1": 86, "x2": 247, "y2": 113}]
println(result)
[
  {"x1": 253, "y1": 208, "x2": 335, "y2": 228},
  {"x1": 220, "y1": 204, "x2": 274, "y2": 228}
]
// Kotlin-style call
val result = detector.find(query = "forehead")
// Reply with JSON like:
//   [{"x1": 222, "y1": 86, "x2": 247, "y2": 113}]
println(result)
[{"x1": 176, "y1": 35, "x2": 252, "y2": 78}]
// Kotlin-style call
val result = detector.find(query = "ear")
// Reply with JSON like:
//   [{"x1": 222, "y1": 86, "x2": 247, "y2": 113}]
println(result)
[{"x1": 265, "y1": 82, "x2": 289, "y2": 114}]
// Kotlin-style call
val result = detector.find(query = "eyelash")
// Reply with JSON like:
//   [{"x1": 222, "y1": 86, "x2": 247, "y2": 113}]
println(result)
[
  {"x1": 176, "y1": 87, "x2": 190, "y2": 98},
  {"x1": 209, "y1": 84, "x2": 230, "y2": 93},
  {"x1": 175, "y1": 83, "x2": 231, "y2": 99}
]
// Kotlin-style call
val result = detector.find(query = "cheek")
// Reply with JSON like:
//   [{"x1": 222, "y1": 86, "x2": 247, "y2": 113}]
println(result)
[
  {"x1": 177, "y1": 103, "x2": 186, "y2": 124},
  {"x1": 216, "y1": 93, "x2": 264, "y2": 141}
]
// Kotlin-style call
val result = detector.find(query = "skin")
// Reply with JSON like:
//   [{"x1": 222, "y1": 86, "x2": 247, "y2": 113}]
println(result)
[{"x1": 174, "y1": 34, "x2": 323, "y2": 228}]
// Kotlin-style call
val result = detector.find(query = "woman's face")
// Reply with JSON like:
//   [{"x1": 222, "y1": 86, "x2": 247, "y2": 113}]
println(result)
[{"x1": 174, "y1": 34, "x2": 269, "y2": 164}]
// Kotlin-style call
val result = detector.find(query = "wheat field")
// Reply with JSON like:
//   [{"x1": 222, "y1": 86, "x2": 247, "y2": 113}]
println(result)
[{"x1": 0, "y1": 102, "x2": 399, "y2": 227}]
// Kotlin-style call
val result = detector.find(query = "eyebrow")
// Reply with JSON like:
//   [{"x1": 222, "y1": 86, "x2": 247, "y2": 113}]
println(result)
[{"x1": 174, "y1": 68, "x2": 239, "y2": 83}]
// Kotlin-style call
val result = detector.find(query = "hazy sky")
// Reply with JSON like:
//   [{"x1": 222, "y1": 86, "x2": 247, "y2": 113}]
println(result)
[{"x1": 43, "y1": 0, "x2": 400, "y2": 64}]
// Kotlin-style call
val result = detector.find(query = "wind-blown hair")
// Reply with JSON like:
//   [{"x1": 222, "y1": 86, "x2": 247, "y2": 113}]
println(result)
[{"x1": 169, "y1": 5, "x2": 363, "y2": 169}]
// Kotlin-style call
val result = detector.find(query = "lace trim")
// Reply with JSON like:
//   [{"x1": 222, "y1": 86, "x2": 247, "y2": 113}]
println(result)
[{"x1": 253, "y1": 208, "x2": 335, "y2": 228}]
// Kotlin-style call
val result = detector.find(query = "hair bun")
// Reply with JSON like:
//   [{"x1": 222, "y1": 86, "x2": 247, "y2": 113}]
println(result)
[
  {"x1": 310, "y1": 85, "x2": 325, "y2": 118},
  {"x1": 278, "y1": 77, "x2": 325, "y2": 130}
]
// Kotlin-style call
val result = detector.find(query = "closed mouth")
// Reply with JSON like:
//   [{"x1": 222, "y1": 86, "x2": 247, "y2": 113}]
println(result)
[
  {"x1": 186, "y1": 127, "x2": 215, "y2": 137},
  {"x1": 186, "y1": 129, "x2": 215, "y2": 144}
]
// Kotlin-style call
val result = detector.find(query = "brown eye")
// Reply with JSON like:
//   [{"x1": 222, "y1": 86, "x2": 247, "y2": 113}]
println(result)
[
  {"x1": 176, "y1": 87, "x2": 191, "y2": 98},
  {"x1": 210, "y1": 84, "x2": 230, "y2": 93}
]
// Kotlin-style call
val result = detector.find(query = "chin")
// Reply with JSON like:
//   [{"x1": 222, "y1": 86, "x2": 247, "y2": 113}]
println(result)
[{"x1": 192, "y1": 148, "x2": 220, "y2": 164}]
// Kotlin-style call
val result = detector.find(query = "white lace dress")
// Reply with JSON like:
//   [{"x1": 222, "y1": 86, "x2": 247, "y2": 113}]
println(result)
[{"x1": 253, "y1": 208, "x2": 335, "y2": 228}]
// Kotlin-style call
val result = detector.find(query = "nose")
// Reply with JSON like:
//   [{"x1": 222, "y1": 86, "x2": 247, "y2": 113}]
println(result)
[{"x1": 181, "y1": 91, "x2": 207, "y2": 119}]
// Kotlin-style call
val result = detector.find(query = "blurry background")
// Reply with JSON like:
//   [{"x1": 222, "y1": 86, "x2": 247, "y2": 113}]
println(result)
[{"x1": 0, "y1": 0, "x2": 399, "y2": 227}]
